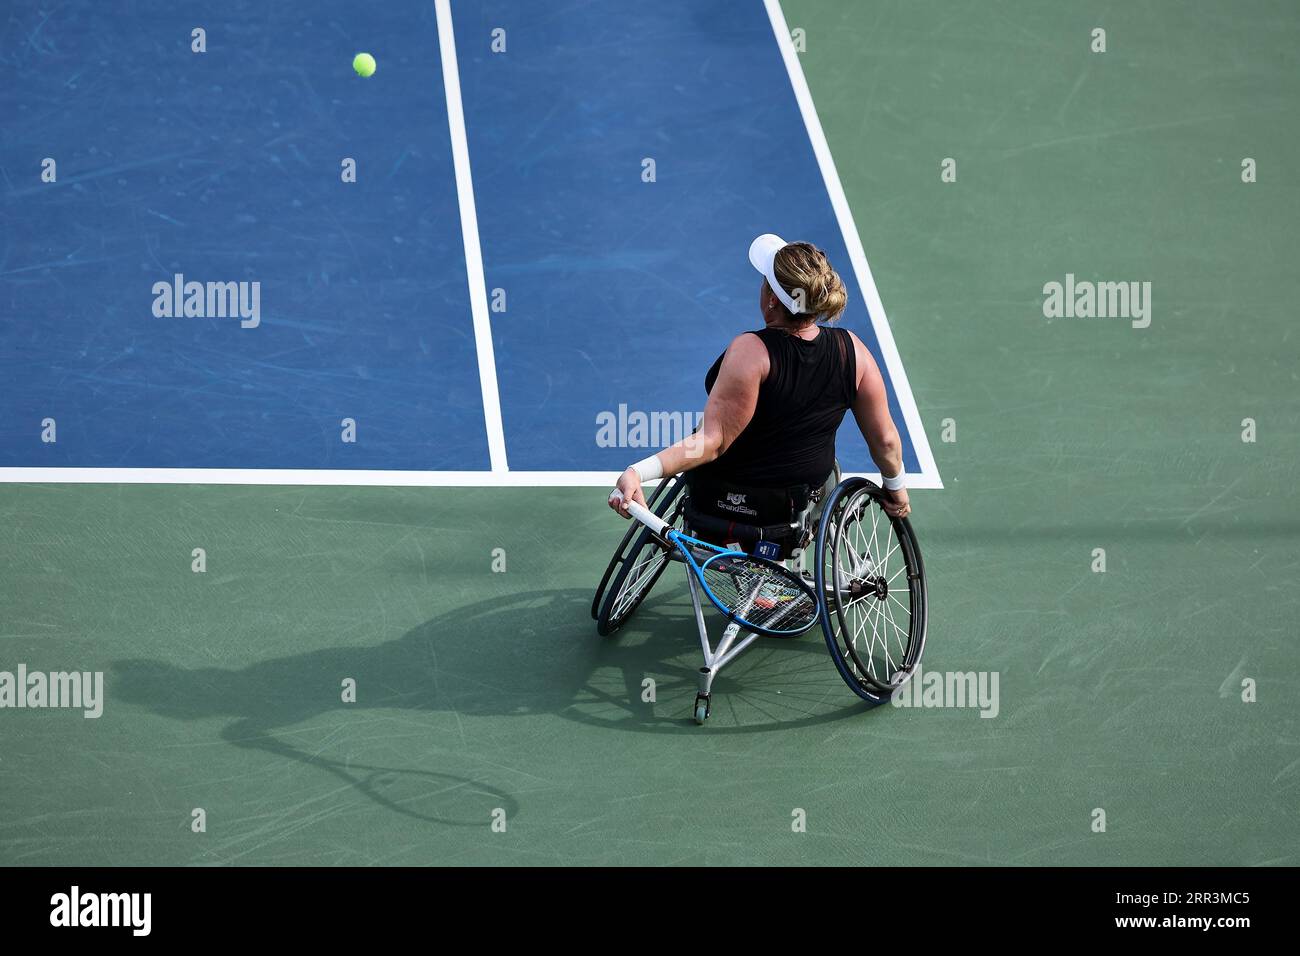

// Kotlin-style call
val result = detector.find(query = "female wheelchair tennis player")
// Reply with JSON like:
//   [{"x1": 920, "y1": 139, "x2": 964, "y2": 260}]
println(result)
[{"x1": 596, "y1": 234, "x2": 927, "y2": 723}]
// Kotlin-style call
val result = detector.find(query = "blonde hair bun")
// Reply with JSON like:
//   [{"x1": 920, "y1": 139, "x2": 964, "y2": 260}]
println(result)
[{"x1": 772, "y1": 242, "x2": 848, "y2": 322}]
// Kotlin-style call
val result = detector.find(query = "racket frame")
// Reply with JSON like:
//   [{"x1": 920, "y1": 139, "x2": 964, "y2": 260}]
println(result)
[{"x1": 626, "y1": 501, "x2": 816, "y2": 638}]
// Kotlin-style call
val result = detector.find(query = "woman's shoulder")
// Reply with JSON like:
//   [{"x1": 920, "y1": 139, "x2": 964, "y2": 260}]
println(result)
[
  {"x1": 727, "y1": 330, "x2": 773, "y2": 365},
  {"x1": 704, "y1": 331, "x2": 770, "y2": 393}
]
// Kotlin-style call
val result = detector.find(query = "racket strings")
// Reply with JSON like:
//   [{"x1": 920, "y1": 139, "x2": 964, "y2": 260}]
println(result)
[{"x1": 700, "y1": 556, "x2": 816, "y2": 632}]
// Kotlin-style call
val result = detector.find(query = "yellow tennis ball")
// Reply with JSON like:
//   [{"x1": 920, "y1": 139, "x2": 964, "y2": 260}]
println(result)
[{"x1": 353, "y1": 53, "x2": 376, "y2": 78}]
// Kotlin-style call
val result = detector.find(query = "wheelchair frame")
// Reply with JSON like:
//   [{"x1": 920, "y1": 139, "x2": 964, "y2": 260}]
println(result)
[{"x1": 593, "y1": 471, "x2": 928, "y2": 724}]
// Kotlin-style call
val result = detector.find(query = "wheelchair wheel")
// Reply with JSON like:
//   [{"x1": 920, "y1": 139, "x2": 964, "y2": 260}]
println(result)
[
  {"x1": 594, "y1": 474, "x2": 686, "y2": 636},
  {"x1": 591, "y1": 473, "x2": 683, "y2": 619},
  {"x1": 814, "y1": 477, "x2": 927, "y2": 702}
]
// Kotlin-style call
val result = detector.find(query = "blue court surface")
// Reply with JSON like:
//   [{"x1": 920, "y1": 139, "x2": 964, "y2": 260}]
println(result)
[{"x1": 1, "y1": 0, "x2": 939, "y2": 487}]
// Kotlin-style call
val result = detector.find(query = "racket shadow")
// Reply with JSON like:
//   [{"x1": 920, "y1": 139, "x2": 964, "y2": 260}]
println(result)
[{"x1": 217, "y1": 720, "x2": 518, "y2": 827}]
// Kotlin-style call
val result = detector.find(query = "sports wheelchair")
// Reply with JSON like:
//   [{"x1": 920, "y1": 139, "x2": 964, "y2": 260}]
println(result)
[{"x1": 592, "y1": 469, "x2": 928, "y2": 724}]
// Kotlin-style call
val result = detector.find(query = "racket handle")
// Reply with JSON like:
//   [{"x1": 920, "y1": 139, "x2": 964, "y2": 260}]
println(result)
[{"x1": 626, "y1": 500, "x2": 669, "y2": 535}]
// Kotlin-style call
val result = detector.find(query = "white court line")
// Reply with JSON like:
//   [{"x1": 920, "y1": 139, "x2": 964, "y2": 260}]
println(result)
[
  {"x1": 436, "y1": 0, "x2": 508, "y2": 472},
  {"x1": 0, "y1": 468, "x2": 945, "y2": 489},
  {"x1": 764, "y1": 0, "x2": 943, "y2": 489}
]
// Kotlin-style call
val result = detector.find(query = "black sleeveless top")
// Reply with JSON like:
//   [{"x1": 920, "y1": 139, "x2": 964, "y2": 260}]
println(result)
[{"x1": 696, "y1": 326, "x2": 856, "y2": 487}]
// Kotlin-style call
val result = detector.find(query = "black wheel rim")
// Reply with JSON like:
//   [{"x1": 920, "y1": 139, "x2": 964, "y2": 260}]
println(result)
[
  {"x1": 591, "y1": 475, "x2": 683, "y2": 620},
  {"x1": 817, "y1": 479, "x2": 927, "y2": 699},
  {"x1": 596, "y1": 479, "x2": 685, "y2": 636}
]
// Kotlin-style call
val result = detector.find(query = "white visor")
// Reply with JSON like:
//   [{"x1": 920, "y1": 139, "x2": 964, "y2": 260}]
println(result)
[{"x1": 748, "y1": 233, "x2": 805, "y2": 314}]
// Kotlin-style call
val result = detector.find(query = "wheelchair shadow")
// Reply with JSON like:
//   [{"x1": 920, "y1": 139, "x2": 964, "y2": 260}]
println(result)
[
  {"x1": 112, "y1": 586, "x2": 880, "y2": 820},
  {"x1": 580, "y1": 587, "x2": 884, "y2": 734}
]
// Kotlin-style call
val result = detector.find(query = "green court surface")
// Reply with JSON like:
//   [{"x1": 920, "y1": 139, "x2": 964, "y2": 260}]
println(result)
[{"x1": 3, "y1": 1, "x2": 1299, "y2": 866}]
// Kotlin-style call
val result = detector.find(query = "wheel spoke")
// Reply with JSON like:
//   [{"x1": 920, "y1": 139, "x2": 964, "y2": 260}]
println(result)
[
  {"x1": 878, "y1": 594, "x2": 907, "y2": 674},
  {"x1": 610, "y1": 537, "x2": 669, "y2": 621},
  {"x1": 822, "y1": 487, "x2": 924, "y2": 693}
]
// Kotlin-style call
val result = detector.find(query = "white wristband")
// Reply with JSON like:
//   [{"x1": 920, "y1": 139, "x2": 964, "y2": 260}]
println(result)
[
  {"x1": 629, "y1": 455, "x2": 663, "y2": 483},
  {"x1": 881, "y1": 468, "x2": 906, "y2": 491}
]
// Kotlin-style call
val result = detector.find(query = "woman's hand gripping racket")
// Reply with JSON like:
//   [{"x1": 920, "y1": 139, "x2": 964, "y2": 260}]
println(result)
[{"x1": 624, "y1": 500, "x2": 818, "y2": 637}]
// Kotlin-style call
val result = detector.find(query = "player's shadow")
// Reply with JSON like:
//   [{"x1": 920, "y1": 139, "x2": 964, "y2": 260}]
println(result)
[{"x1": 112, "y1": 586, "x2": 874, "y2": 818}]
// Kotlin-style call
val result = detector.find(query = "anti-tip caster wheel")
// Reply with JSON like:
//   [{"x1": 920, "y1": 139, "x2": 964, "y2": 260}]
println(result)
[{"x1": 693, "y1": 694, "x2": 711, "y2": 725}]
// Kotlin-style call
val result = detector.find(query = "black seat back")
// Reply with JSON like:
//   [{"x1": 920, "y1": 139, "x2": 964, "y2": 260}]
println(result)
[{"x1": 683, "y1": 473, "x2": 815, "y2": 557}]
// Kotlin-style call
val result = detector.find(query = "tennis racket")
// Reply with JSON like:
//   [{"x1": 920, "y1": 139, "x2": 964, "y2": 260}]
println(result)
[{"x1": 625, "y1": 500, "x2": 818, "y2": 637}]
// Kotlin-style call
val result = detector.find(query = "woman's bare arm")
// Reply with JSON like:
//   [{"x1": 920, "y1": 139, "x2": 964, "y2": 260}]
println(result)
[
  {"x1": 609, "y1": 333, "x2": 767, "y2": 516},
  {"x1": 849, "y1": 332, "x2": 910, "y2": 517}
]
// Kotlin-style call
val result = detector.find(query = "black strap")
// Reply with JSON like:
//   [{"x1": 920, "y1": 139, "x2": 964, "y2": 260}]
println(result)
[{"x1": 682, "y1": 505, "x2": 801, "y2": 554}]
